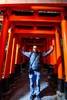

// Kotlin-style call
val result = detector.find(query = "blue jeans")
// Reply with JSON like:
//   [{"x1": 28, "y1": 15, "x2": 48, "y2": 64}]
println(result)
[{"x1": 29, "y1": 71, "x2": 40, "y2": 97}]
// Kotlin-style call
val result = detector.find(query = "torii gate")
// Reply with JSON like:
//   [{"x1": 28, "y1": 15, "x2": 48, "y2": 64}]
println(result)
[{"x1": 0, "y1": 3, "x2": 67, "y2": 99}]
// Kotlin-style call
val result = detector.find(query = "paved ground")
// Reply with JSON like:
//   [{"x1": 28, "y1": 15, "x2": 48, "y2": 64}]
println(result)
[
  {"x1": 14, "y1": 82, "x2": 65, "y2": 100},
  {"x1": 18, "y1": 82, "x2": 57, "y2": 100},
  {"x1": 2, "y1": 69, "x2": 66, "y2": 100}
]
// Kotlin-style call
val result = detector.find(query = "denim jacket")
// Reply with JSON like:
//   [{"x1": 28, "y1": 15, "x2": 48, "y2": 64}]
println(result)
[{"x1": 22, "y1": 47, "x2": 53, "y2": 70}]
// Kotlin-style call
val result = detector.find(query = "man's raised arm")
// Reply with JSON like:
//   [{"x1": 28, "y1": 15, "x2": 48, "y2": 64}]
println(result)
[
  {"x1": 21, "y1": 47, "x2": 31, "y2": 58},
  {"x1": 42, "y1": 45, "x2": 54, "y2": 57}
]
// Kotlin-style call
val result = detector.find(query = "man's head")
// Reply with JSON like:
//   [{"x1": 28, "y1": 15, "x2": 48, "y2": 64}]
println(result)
[{"x1": 33, "y1": 45, "x2": 37, "y2": 52}]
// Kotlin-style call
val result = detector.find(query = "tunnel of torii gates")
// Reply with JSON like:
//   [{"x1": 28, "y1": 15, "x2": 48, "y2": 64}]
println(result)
[{"x1": 0, "y1": 3, "x2": 67, "y2": 98}]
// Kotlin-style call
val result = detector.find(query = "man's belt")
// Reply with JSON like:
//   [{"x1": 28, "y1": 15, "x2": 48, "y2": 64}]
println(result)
[{"x1": 29, "y1": 67, "x2": 40, "y2": 74}]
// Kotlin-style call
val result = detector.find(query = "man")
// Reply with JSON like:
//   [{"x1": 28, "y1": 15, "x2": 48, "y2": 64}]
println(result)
[{"x1": 22, "y1": 45, "x2": 54, "y2": 100}]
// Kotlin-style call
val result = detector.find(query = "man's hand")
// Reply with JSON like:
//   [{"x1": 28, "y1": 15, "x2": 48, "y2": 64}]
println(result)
[
  {"x1": 50, "y1": 45, "x2": 54, "y2": 50},
  {"x1": 22, "y1": 47, "x2": 25, "y2": 51}
]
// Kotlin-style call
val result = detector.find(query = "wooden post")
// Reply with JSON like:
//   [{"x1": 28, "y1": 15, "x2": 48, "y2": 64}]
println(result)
[
  {"x1": 9, "y1": 37, "x2": 16, "y2": 74},
  {"x1": 55, "y1": 29, "x2": 64, "y2": 93},
  {"x1": 2, "y1": 28, "x2": 13, "y2": 78},
  {"x1": 61, "y1": 18, "x2": 67, "y2": 99},
  {"x1": 15, "y1": 43, "x2": 20, "y2": 64},
  {"x1": 49, "y1": 38, "x2": 56, "y2": 64},
  {"x1": 0, "y1": 10, "x2": 10, "y2": 79}
]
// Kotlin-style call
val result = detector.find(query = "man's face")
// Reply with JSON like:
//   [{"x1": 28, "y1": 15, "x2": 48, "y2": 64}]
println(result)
[{"x1": 33, "y1": 46, "x2": 37, "y2": 52}]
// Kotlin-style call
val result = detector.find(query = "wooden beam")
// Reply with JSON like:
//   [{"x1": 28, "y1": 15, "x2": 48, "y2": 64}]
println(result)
[
  {"x1": 31, "y1": 6, "x2": 64, "y2": 12},
  {"x1": 13, "y1": 21, "x2": 57, "y2": 27},
  {"x1": 9, "y1": 15, "x2": 61, "y2": 23},
  {"x1": 0, "y1": 4, "x2": 64, "y2": 12},
  {"x1": 14, "y1": 28, "x2": 54, "y2": 34},
  {"x1": 14, "y1": 28, "x2": 54, "y2": 38}
]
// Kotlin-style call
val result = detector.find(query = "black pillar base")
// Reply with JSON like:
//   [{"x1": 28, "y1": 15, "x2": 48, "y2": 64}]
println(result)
[
  {"x1": 6, "y1": 73, "x2": 15, "y2": 90},
  {"x1": 0, "y1": 80, "x2": 2, "y2": 99},
  {"x1": 0, "y1": 78, "x2": 10, "y2": 93},
  {"x1": 0, "y1": 73, "x2": 15, "y2": 94},
  {"x1": 64, "y1": 82, "x2": 67, "y2": 99},
  {"x1": 57, "y1": 79, "x2": 64, "y2": 93},
  {"x1": 14, "y1": 64, "x2": 22, "y2": 78}
]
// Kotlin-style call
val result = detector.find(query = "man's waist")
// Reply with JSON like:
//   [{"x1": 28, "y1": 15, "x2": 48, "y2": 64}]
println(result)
[{"x1": 29, "y1": 67, "x2": 40, "y2": 72}]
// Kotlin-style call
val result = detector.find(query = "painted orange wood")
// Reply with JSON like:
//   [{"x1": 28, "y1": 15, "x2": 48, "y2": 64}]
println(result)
[
  {"x1": 14, "y1": 29, "x2": 54, "y2": 38},
  {"x1": 2, "y1": 29, "x2": 13, "y2": 78},
  {"x1": 0, "y1": 14, "x2": 9, "y2": 79},
  {"x1": 55, "y1": 29, "x2": 63, "y2": 79},
  {"x1": 61, "y1": 20, "x2": 67, "y2": 82},
  {"x1": 15, "y1": 43, "x2": 20, "y2": 64},
  {"x1": 9, "y1": 15, "x2": 61, "y2": 23},
  {"x1": 9, "y1": 38, "x2": 16, "y2": 74}
]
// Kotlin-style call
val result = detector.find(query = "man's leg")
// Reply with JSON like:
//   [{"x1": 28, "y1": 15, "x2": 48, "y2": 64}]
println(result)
[
  {"x1": 35, "y1": 71, "x2": 41, "y2": 100},
  {"x1": 29, "y1": 74, "x2": 34, "y2": 100}
]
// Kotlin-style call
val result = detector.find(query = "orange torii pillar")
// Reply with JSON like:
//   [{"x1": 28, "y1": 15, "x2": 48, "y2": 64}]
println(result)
[
  {"x1": 48, "y1": 37, "x2": 58, "y2": 86},
  {"x1": 49, "y1": 38, "x2": 57, "y2": 74},
  {"x1": 15, "y1": 43, "x2": 20, "y2": 65},
  {"x1": 61, "y1": 18, "x2": 67, "y2": 99},
  {"x1": 0, "y1": 11, "x2": 10, "y2": 79},
  {"x1": 14, "y1": 41, "x2": 25, "y2": 76},
  {"x1": 15, "y1": 39, "x2": 22, "y2": 64},
  {"x1": 14, "y1": 42, "x2": 20, "y2": 75},
  {"x1": 9, "y1": 37, "x2": 16, "y2": 78},
  {"x1": 55, "y1": 29, "x2": 64, "y2": 93},
  {"x1": 2, "y1": 28, "x2": 13, "y2": 78},
  {"x1": 2, "y1": 28, "x2": 16, "y2": 89}
]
